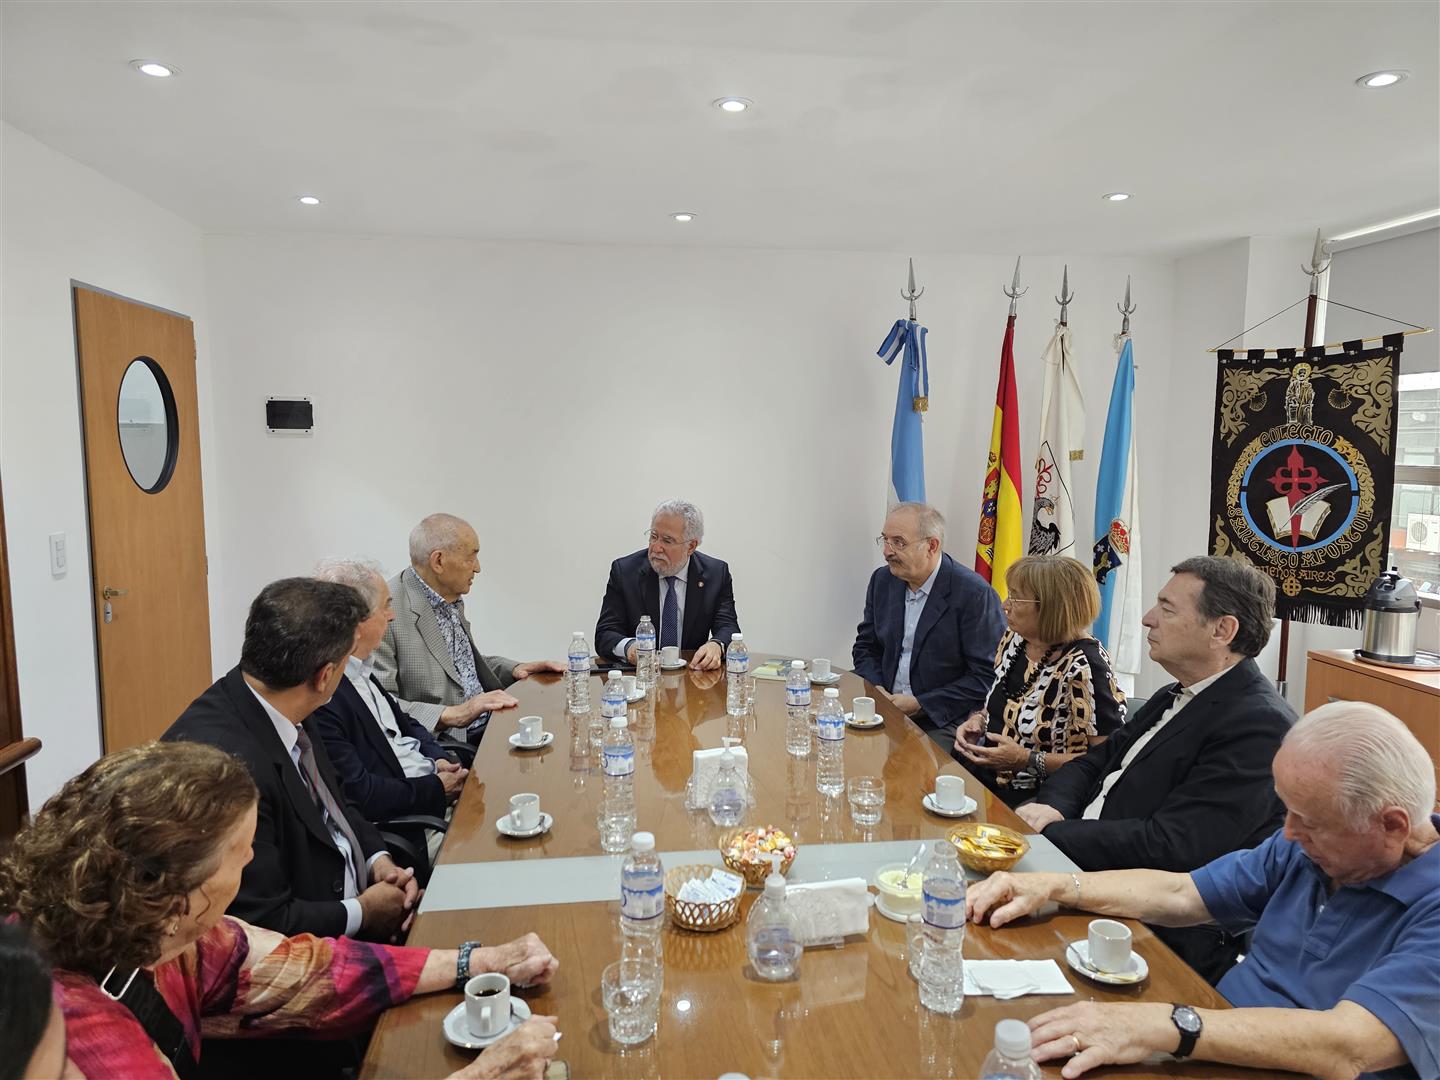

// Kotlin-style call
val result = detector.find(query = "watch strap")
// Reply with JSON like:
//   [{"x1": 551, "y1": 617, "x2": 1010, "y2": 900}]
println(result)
[
  {"x1": 457, "y1": 940, "x2": 482, "y2": 990},
  {"x1": 1170, "y1": 1004, "x2": 1201, "y2": 1059}
]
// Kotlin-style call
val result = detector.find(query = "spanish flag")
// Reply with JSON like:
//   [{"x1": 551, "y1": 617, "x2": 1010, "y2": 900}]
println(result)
[{"x1": 974, "y1": 314, "x2": 1023, "y2": 598}]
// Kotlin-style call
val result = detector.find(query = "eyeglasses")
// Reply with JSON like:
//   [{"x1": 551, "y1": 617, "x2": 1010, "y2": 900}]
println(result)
[
  {"x1": 875, "y1": 534, "x2": 917, "y2": 551},
  {"x1": 645, "y1": 530, "x2": 685, "y2": 547},
  {"x1": 1002, "y1": 596, "x2": 1040, "y2": 607}
]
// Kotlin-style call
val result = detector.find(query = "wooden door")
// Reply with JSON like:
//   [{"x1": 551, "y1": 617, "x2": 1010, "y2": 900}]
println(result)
[{"x1": 74, "y1": 285, "x2": 212, "y2": 750}]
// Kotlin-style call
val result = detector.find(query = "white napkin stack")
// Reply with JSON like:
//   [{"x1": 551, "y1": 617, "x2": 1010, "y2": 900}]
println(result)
[
  {"x1": 784, "y1": 877, "x2": 873, "y2": 945},
  {"x1": 963, "y1": 959, "x2": 1074, "y2": 996}
]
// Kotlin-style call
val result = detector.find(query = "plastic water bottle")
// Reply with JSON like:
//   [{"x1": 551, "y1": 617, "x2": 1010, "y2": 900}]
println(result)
[
  {"x1": 620, "y1": 832, "x2": 665, "y2": 974},
  {"x1": 598, "y1": 670, "x2": 626, "y2": 747},
  {"x1": 566, "y1": 631, "x2": 591, "y2": 714},
  {"x1": 815, "y1": 688, "x2": 845, "y2": 796},
  {"x1": 708, "y1": 745, "x2": 746, "y2": 826},
  {"x1": 600, "y1": 717, "x2": 636, "y2": 853},
  {"x1": 634, "y1": 615, "x2": 657, "y2": 693},
  {"x1": 980, "y1": 1020, "x2": 1043, "y2": 1080},
  {"x1": 785, "y1": 660, "x2": 812, "y2": 757},
  {"x1": 746, "y1": 859, "x2": 801, "y2": 981},
  {"x1": 919, "y1": 839, "x2": 967, "y2": 1014},
  {"x1": 725, "y1": 633, "x2": 749, "y2": 717}
]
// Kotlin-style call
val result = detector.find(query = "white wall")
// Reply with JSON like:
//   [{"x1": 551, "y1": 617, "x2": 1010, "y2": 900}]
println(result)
[
  {"x1": 200, "y1": 235, "x2": 1177, "y2": 694},
  {"x1": 1, "y1": 123, "x2": 222, "y2": 810}
]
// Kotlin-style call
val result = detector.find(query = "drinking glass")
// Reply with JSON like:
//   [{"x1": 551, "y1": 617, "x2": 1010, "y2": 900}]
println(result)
[
  {"x1": 602, "y1": 959, "x2": 661, "y2": 1046},
  {"x1": 847, "y1": 776, "x2": 885, "y2": 825}
]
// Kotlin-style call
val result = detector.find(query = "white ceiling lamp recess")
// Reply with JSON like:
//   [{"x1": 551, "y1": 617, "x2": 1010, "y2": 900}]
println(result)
[
  {"x1": 713, "y1": 97, "x2": 752, "y2": 113},
  {"x1": 130, "y1": 59, "x2": 178, "y2": 78},
  {"x1": 1356, "y1": 70, "x2": 1409, "y2": 89},
  {"x1": 1103, "y1": 192, "x2": 1133, "y2": 202},
  {"x1": 670, "y1": 212, "x2": 697, "y2": 223},
  {"x1": 296, "y1": 195, "x2": 322, "y2": 206}
]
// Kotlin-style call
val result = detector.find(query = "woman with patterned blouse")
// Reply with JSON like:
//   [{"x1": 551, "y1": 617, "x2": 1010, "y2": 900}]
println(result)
[
  {"x1": 0, "y1": 741, "x2": 560, "y2": 1080},
  {"x1": 954, "y1": 556, "x2": 1126, "y2": 808}
]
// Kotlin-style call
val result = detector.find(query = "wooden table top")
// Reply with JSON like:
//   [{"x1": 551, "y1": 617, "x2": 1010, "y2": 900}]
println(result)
[{"x1": 362, "y1": 656, "x2": 1294, "y2": 1080}]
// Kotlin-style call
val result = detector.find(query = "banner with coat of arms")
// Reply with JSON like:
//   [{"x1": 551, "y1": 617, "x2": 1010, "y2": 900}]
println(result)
[{"x1": 1208, "y1": 335, "x2": 1402, "y2": 626}]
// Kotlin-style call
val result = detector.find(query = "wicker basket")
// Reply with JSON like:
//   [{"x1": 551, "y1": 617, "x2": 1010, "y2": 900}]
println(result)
[
  {"x1": 948, "y1": 822, "x2": 1030, "y2": 874},
  {"x1": 664, "y1": 864, "x2": 742, "y2": 932},
  {"x1": 719, "y1": 827, "x2": 796, "y2": 888}
]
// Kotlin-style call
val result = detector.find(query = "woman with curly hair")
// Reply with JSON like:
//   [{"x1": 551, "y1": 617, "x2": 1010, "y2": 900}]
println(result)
[
  {"x1": 953, "y1": 555, "x2": 1127, "y2": 807},
  {"x1": 0, "y1": 740, "x2": 560, "y2": 1080}
]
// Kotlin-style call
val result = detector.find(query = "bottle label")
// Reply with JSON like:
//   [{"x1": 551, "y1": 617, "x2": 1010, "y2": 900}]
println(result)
[
  {"x1": 786, "y1": 686, "x2": 811, "y2": 707},
  {"x1": 922, "y1": 885, "x2": 966, "y2": 929},
  {"x1": 636, "y1": 631, "x2": 655, "y2": 646},
  {"x1": 603, "y1": 745, "x2": 636, "y2": 776},
  {"x1": 727, "y1": 656, "x2": 749, "y2": 674},
  {"x1": 621, "y1": 876, "x2": 663, "y2": 920},
  {"x1": 569, "y1": 654, "x2": 590, "y2": 673},
  {"x1": 817, "y1": 717, "x2": 844, "y2": 741}
]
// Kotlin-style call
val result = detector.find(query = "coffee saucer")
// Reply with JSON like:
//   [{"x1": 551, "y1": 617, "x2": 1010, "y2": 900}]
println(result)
[
  {"x1": 442, "y1": 997, "x2": 533, "y2": 1049},
  {"x1": 626, "y1": 688, "x2": 648, "y2": 702},
  {"x1": 1065, "y1": 940, "x2": 1148, "y2": 985},
  {"x1": 922, "y1": 792, "x2": 977, "y2": 818},
  {"x1": 809, "y1": 671, "x2": 841, "y2": 685},
  {"x1": 873, "y1": 893, "x2": 915, "y2": 923},
  {"x1": 659, "y1": 660, "x2": 687, "y2": 670},
  {"x1": 497, "y1": 812, "x2": 553, "y2": 838},
  {"x1": 508, "y1": 731, "x2": 554, "y2": 751},
  {"x1": 844, "y1": 712, "x2": 883, "y2": 730}
]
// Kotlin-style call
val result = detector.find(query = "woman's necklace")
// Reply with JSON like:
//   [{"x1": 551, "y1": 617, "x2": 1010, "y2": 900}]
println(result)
[{"x1": 1007, "y1": 641, "x2": 1063, "y2": 702}]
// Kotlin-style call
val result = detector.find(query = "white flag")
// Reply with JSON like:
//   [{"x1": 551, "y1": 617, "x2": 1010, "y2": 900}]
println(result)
[{"x1": 1028, "y1": 323, "x2": 1085, "y2": 558}]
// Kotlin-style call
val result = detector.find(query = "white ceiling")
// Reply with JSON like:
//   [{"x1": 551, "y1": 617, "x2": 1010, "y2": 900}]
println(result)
[{"x1": 2, "y1": 0, "x2": 1436, "y2": 257}]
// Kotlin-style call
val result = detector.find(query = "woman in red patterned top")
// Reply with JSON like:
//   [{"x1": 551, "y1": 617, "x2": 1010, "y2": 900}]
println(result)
[{"x1": 0, "y1": 741, "x2": 560, "y2": 1080}]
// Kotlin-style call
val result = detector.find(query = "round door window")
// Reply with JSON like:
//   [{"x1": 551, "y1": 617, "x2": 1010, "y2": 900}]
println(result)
[{"x1": 116, "y1": 357, "x2": 179, "y2": 493}]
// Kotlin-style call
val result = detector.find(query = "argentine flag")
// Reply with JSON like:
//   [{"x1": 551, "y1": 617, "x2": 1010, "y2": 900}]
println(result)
[
  {"x1": 1092, "y1": 336, "x2": 1144, "y2": 694},
  {"x1": 877, "y1": 318, "x2": 928, "y2": 505}
]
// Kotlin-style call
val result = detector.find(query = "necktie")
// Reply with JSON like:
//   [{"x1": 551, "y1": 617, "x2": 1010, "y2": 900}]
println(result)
[
  {"x1": 294, "y1": 727, "x2": 367, "y2": 892},
  {"x1": 660, "y1": 576, "x2": 679, "y2": 649}
]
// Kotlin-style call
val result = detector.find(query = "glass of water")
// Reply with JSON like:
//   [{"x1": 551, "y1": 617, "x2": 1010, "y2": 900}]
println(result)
[
  {"x1": 847, "y1": 776, "x2": 885, "y2": 825},
  {"x1": 602, "y1": 959, "x2": 661, "y2": 1046}
]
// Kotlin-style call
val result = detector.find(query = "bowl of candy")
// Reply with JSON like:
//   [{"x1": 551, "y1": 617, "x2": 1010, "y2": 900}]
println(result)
[
  {"x1": 720, "y1": 826, "x2": 796, "y2": 888},
  {"x1": 948, "y1": 822, "x2": 1030, "y2": 874}
]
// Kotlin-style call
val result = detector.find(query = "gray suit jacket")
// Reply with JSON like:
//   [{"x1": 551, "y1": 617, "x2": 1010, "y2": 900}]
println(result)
[{"x1": 371, "y1": 567, "x2": 517, "y2": 731}]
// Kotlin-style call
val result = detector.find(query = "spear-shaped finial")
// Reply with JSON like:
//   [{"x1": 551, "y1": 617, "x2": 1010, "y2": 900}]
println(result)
[
  {"x1": 900, "y1": 257, "x2": 925, "y2": 322},
  {"x1": 1117, "y1": 275, "x2": 1136, "y2": 336},
  {"x1": 1003, "y1": 256, "x2": 1028, "y2": 317},
  {"x1": 1055, "y1": 264, "x2": 1075, "y2": 325},
  {"x1": 1301, "y1": 228, "x2": 1331, "y2": 295}
]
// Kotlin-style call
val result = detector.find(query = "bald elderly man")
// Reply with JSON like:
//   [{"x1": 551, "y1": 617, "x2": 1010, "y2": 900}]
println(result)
[
  {"x1": 965, "y1": 702, "x2": 1439, "y2": 1080},
  {"x1": 372, "y1": 513, "x2": 562, "y2": 743}
]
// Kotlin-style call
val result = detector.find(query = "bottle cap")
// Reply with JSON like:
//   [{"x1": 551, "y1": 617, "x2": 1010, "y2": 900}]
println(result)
[
  {"x1": 824, "y1": 687, "x2": 840, "y2": 698},
  {"x1": 791, "y1": 659, "x2": 805, "y2": 669},
  {"x1": 994, "y1": 1019, "x2": 1032, "y2": 1058},
  {"x1": 731, "y1": 632, "x2": 743, "y2": 641},
  {"x1": 610, "y1": 716, "x2": 627, "y2": 730},
  {"x1": 631, "y1": 832, "x2": 655, "y2": 852},
  {"x1": 763, "y1": 873, "x2": 787, "y2": 899},
  {"x1": 573, "y1": 630, "x2": 584, "y2": 637},
  {"x1": 932, "y1": 838, "x2": 952, "y2": 857},
  {"x1": 607, "y1": 670, "x2": 620, "y2": 680}
]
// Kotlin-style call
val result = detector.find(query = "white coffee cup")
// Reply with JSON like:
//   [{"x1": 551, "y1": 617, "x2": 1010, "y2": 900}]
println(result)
[
  {"x1": 852, "y1": 696, "x2": 876, "y2": 723},
  {"x1": 934, "y1": 774, "x2": 967, "y2": 811},
  {"x1": 465, "y1": 972, "x2": 512, "y2": 1038},
  {"x1": 510, "y1": 792, "x2": 541, "y2": 831},
  {"x1": 622, "y1": 674, "x2": 638, "y2": 697},
  {"x1": 811, "y1": 658, "x2": 831, "y2": 680},
  {"x1": 659, "y1": 645, "x2": 681, "y2": 666},
  {"x1": 1088, "y1": 918, "x2": 1133, "y2": 973},
  {"x1": 518, "y1": 715, "x2": 543, "y2": 745}
]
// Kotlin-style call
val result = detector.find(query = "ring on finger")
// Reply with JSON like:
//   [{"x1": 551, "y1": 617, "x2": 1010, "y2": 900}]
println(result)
[{"x1": 1070, "y1": 1033, "x2": 1082, "y2": 1055}]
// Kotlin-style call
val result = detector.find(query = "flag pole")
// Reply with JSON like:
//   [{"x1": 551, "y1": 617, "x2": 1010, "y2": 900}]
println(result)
[
  {"x1": 901, "y1": 257, "x2": 925, "y2": 323},
  {"x1": 1055, "y1": 264, "x2": 1074, "y2": 326},
  {"x1": 1005, "y1": 255, "x2": 1028, "y2": 316},
  {"x1": 1117, "y1": 275, "x2": 1136, "y2": 338},
  {"x1": 1274, "y1": 230, "x2": 1332, "y2": 698}
]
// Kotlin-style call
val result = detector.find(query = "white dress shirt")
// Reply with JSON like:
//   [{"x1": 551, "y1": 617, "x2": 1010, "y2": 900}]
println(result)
[
  {"x1": 247, "y1": 682, "x2": 375, "y2": 935},
  {"x1": 346, "y1": 656, "x2": 436, "y2": 779},
  {"x1": 617, "y1": 562, "x2": 688, "y2": 660},
  {"x1": 1081, "y1": 663, "x2": 1234, "y2": 820},
  {"x1": 892, "y1": 560, "x2": 941, "y2": 697}
]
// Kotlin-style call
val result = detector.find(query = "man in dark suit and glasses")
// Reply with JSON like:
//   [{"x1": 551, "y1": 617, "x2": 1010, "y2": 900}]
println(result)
[
  {"x1": 594, "y1": 498, "x2": 741, "y2": 671},
  {"x1": 852, "y1": 501, "x2": 1006, "y2": 749},
  {"x1": 1018, "y1": 555, "x2": 1295, "y2": 982}
]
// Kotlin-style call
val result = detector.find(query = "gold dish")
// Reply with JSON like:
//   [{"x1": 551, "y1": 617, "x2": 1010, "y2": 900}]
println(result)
[
  {"x1": 719, "y1": 826, "x2": 796, "y2": 888},
  {"x1": 948, "y1": 822, "x2": 1030, "y2": 873}
]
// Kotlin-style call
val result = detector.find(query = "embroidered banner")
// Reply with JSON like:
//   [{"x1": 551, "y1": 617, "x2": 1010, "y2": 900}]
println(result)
[{"x1": 1208, "y1": 335, "x2": 1402, "y2": 626}]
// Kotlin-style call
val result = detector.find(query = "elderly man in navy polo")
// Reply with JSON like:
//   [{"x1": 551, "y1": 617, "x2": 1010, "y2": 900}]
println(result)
[{"x1": 966, "y1": 701, "x2": 1438, "y2": 1080}]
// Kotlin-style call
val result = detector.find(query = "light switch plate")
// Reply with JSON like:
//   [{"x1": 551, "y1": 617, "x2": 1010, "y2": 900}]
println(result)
[{"x1": 48, "y1": 532, "x2": 66, "y2": 576}]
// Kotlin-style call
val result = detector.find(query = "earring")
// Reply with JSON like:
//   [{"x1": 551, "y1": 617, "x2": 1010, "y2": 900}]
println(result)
[{"x1": 166, "y1": 919, "x2": 179, "y2": 936}]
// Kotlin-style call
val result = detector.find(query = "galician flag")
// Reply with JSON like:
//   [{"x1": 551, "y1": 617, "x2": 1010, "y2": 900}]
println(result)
[
  {"x1": 876, "y1": 317, "x2": 929, "y2": 505},
  {"x1": 974, "y1": 314, "x2": 1023, "y2": 598},
  {"x1": 1028, "y1": 322, "x2": 1085, "y2": 557},
  {"x1": 1093, "y1": 335, "x2": 1144, "y2": 693}
]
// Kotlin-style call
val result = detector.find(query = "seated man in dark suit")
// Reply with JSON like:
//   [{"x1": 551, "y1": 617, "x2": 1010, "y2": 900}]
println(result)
[
  {"x1": 163, "y1": 578, "x2": 417, "y2": 942},
  {"x1": 1016, "y1": 555, "x2": 1295, "y2": 983},
  {"x1": 595, "y1": 498, "x2": 741, "y2": 672},
  {"x1": 852, "y1": 502, "x2": 1005, "y2": 747},
  {"x1": 311, "y1": 559, "x2": 468, "y2": 865}
]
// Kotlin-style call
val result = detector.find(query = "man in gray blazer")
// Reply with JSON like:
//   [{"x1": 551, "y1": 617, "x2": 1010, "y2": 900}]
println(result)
[{"x1": 372, "y1": 513, "x2": 563, "y2": 742}]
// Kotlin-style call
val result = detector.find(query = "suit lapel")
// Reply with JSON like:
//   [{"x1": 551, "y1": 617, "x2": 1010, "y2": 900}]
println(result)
[
  {"x1": 682, "y1": 553, "x2": 705, "y2": 647},
  {"x1": 639, "y1": 561, "x2": 661, "y2": 624},
  {"x1": 910, "y1": 556, "x2": 951, "y2": 657},
  {"x1": 347, "y1": 676, "x2": 405, "y2": 780},
  {"x1": 405, "y1": 572, "x2": 464, "y2": 687},
  {"x1": 1125, "y1": 662, "x2": 1254, "y2": 771},
  {"x1": 879, "y1": 574, "x2": 906, "y2": 686}
]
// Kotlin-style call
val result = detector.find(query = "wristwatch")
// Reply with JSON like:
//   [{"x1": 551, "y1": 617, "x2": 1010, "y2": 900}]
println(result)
[
  {"x1": 1028, "y1": 748, "x2": 1048, "y2": 781},
  {"x1": 1170, "y1": 1004, "x2": 1202, "y2": 1059},
  {"x1": 456, "y1": 941, "x2": 482, "y2": 990}
]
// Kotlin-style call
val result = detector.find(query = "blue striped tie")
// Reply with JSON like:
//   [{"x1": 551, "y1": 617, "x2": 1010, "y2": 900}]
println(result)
[{"x1": 660, "y1": 576, "x2": 679, "y2": 649}]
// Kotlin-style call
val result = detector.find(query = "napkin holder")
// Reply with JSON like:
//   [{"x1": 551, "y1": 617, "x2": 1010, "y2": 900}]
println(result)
[
  {"x1": 785, "y1": 877, "x2": 872, "y2": 947},
  {"x1": 685, "y1": 739, "x2": 748, "y2": 811}
]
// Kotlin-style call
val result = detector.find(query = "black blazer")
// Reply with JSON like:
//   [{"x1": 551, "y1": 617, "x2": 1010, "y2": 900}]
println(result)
[
  {"x1": 1034, "y1": 657, "x2": 1294, "y2": 873},
  {"x1": 309, "y1": 673, "x2": 455, "y2": 824},
  {"x1": 594, "y1": 550, "x2": 740, "y2": 659},
  {"x1": 161, "y1": 666, "x2": 386, "y2": 938},
  {"x1": 851, "y1": 552, "x2": 1006, "y2": 732}
]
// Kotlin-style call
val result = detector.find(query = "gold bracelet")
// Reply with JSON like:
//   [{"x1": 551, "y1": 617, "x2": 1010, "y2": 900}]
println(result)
[{"x1": 1070, "y1": 872, "x2": 1083, "y2": 908}]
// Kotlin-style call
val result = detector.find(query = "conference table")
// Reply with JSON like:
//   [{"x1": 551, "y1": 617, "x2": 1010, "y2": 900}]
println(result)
[{"x1": 361, "y1": 655, "x2": 1294, "y2": 1079}]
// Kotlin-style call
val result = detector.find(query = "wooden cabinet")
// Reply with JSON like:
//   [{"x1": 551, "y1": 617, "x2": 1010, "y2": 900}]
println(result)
[{"x1": 1305, "y1": 650, "x2": 1439, "y2": 787}]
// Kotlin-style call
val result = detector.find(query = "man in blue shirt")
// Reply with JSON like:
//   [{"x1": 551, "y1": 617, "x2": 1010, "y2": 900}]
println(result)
[{"x1": 966, "y1": 701, "x2": 1439, "y2": 1080}]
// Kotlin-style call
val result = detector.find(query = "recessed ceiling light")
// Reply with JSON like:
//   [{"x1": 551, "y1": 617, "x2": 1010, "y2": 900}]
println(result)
[
  {"x1": 296, "y1": 195, "x2": 322, "y2": 206},
  {"x1": 130, "y1": 59, "x2": 178, "y2": 78},
  {"x1": 1103, "y1": 192, "x2": 1132, "y2": 202},
  {"x1": 670, "y1": 212, "x2": 696, "y2": 223},
  {"x1": 713, "y1": 97, "x2": 752, "y2": 113},
  {"x1": 1356, "y1": 70, "x2": 1408, "y2": 89}
]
